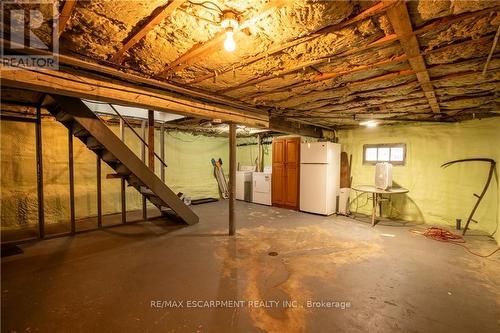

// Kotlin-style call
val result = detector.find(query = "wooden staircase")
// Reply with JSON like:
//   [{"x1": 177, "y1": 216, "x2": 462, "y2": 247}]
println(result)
[{"x1": 49, "y1": 95, "x2": 199, "y2": 225}]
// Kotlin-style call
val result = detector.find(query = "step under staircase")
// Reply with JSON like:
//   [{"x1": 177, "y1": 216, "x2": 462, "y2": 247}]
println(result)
[{"x1": 48, "y1": 95, "x2": 199, "y2": 225}]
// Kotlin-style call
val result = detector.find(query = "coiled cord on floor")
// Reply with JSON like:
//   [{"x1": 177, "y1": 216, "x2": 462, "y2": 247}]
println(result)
[{"x1": 410, "y1": 227, "x2": 500, "y2": 258}]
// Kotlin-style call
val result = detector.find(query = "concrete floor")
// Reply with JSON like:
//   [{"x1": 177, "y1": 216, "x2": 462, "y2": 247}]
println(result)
[{"x1": 2, "y1": 201, "x2": 499, "y2": 333}]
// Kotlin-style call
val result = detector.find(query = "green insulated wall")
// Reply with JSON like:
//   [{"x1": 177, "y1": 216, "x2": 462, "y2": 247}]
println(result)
[
  {"x1": 338, "y1": 118, "x2": 500, "y2": 243},
  {"x1": 0, "y1": 117, "x2": 272, "y2": 237}
]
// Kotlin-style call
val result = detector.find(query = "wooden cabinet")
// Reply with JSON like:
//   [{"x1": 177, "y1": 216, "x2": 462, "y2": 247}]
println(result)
[{"x1": 272, "y1": 137, "x2": 300, "y2": 210}]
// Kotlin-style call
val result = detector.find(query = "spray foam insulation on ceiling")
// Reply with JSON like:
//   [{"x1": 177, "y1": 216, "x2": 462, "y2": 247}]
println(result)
[{"x1": 10, "y1": 0, "x2": 500, "y2": 128}]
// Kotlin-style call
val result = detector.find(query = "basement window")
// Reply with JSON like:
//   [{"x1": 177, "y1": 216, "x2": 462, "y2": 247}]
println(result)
[{"x1": 363, "y1": 143, "x2": 406, "y2": 166}]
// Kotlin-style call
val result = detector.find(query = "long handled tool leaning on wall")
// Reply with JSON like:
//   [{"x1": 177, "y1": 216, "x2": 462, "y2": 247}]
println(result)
[{"x1": 440, "y1": 158, "x2": 497, "y2": 235}]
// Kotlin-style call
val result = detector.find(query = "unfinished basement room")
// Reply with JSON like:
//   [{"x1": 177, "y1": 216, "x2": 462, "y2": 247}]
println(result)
[{"x1": 1, "y1": 0, "x2": 500, "y2": 332}]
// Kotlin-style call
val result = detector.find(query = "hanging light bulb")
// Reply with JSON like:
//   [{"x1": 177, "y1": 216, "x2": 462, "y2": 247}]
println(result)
[
  {"x1": 221, "y1": 10, "x2": 238, "y2": 52},
  {"x1": 224, "y1": 28, "x2": 236, "y2": 52}
]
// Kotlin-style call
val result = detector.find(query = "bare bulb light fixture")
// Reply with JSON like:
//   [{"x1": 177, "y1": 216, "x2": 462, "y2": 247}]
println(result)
[{"x1": 221, "y1": 10, "x2": 238, "y2": 52}]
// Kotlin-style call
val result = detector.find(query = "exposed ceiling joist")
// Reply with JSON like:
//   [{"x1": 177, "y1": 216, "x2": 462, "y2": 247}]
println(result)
[
  {"x1": 188, "y1": 1, "x2": 392, "y2": 84},
  {"x1": 280, "y1": 66, "x2": 500, "y2": 114},
  {"x1": 218, "y1": 34, "x2": 399, "y2": 94},
  {"x1": 288, "y1": 95, "x2": 428, "y2": 116},
  {"x1": 110, "y1": 0, "x2": 187, "y2": 63},
  {"x1": 245, "y1": 69, "x2": 416, "y2": 104},
  {"x1": 157, "y1": 0, "x2": 290, "y2": 78},
  {"x1": 252, "y1": 36, "x2": 497, "y2": 101},
  {"x1": 384, "y1": 0, "x2": 441, "y2": 113},
  {"x1": 0, "y1": 66, "x2": 269, "y2": 127},
  {"x1": 221, "y1": 5, "x2": 498, "y2": 99},
  {"x1": 414, "y1": 5, "x2": 500, "y2": 36},
  {"x1": 0, "y1": 39, "x2": 262, "y2": 114},
  {"x1": 58, "y1": 0, "x2": 78, "y2": 37}
]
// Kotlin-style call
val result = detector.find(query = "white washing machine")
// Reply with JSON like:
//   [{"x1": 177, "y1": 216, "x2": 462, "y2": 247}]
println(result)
[
  {"x1": 252, "y1": 166, "x2": 272, "y2": 206},
  {"x1": 236, "y1": 166, "x2": 256, "y2": 201}
]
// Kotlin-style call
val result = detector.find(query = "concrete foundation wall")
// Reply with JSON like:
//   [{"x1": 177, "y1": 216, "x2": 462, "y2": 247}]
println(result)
[{"x1": 338, "y1": 118, "x2": 500, "y2": 242}]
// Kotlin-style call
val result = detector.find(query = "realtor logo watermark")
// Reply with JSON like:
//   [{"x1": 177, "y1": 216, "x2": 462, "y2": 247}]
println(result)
[
  {"x1": 1, "y1": 0, "x2": 59, "y2": 69},
  {"x1": 150, "y1": 299, "x2": 352, "y2": 310}
]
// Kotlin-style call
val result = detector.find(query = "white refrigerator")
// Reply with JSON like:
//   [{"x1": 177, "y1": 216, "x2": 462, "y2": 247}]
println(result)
[{"x1": 300, "y1": 142, "x2": 341, "y2": 215}]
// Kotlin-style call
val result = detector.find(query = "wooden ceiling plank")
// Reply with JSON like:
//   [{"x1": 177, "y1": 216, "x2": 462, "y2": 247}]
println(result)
[
  {"x1": 292, "y1": 95, "x2": 428, "y2": 115},
  {"x1": 220, "y1": 4, "x2": 497, "y2": 98},
  {"x1": 244, "y1": 69, "x2": 416, "y2": 103},
  {"x1": 414, "y1": 5, "x2": 500, "y2": 36},
  {"x1": 274, "y1": 63, "x2": 500, "y2": 114},
  {"x1": 111, "y1": 0, "x2": 187, "y2": 63},
  {"x1": 157, "y1": 0, "x2": 290, "y2": 78},
  {"x1": 310, "y1": 55, "x2": 408, "y2": 82},
  {"x1": 250, "y1": 36, "x2": 498, "y2": 99},
  {"x1": 188, "y1": 1, "x2": 392, "y2": 84},
  {"x1": 383, "y1": 0, "x2": 441, "y2": 112},
  {"x1": 218, "y1": 34, "x2": 399, "y2": 94},
  {"x1": 58, "y1": 0, "x2": 78, "y2": 37}
]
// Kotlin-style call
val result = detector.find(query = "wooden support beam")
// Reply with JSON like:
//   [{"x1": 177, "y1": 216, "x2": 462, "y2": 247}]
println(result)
[
  {"x1": 111, "y1": 0, "x2": 187, "y2": 63},
  {"x1": 268, "y1": 117, "x2": 326, "y2": 137},
  {"x1": 121, "y1": 177, "x2": 127, "y2": 224},
  {"x1": 384, "y1": 0, "x2": 441, "y2": 113},
  {"x1": 68, "y1": 124, "x2": 75, "y2": 233},
  {"x1": 0, "y1": 67, "x2": 327, "y2": 136},
  {"x1": 119, "y1": 118, "x2": 126, "y2": 224},
  {"x1": 160, "y1": 122, "x2": 165, "y2": 182},
  {"x1": 284, "y1": 117, "x2": 336, "y2": 131},
  {"x1": 1, "y1": 38, "x2": 265, "y2": 114},
  {"x1": 257, "y1": 134, "x2": 263, "y2": 172},
  {"x1": 58, "y1": 0, "x2": 77, "y2": 37},
  {"x1": 141, "y1": 120, "x2": 147, "y2": 220},
  {"x1": 0, "y1": 66, "x2": 269, "y2": 128},
  {"x1": 188, "y1": 1, "x2": 392, "y2": 84},
  {"x1": 157, "y1": 0, "x2": 290, "y2": 78},
  {"x1": 97, "y1": 155, "x2": 102, "y2": 228},
  {"x1": 148, "y1": 110, "x2": 155, "y2": 172},
  {"x1": 35, "y1": 106, "x2": 45, "y2": 239},
  {"x1": 228, "y1": 123, "x2": 236, "y2": 236}
]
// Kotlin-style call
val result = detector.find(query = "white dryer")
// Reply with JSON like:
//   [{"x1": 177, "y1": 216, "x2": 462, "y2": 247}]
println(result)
[
  {"x1": 252, "y1": 166, "x2": 272, "y2": 206},
  {"x1": 236, "y1": 166, "x2": 256, "y2": 201}
]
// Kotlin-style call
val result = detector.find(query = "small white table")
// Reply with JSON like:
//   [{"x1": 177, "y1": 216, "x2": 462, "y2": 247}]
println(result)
[{"x1": 351, "y1": 185, "x2": 409, "y2": 226}]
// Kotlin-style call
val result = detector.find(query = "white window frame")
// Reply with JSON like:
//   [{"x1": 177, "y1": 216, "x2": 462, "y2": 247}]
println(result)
[{"x1": 363, "y1": 143, "x2": 406, "y2": 166}]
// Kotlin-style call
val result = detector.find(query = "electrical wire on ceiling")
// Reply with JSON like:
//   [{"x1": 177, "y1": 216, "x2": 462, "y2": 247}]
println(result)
[
  {"x1": 187, "y1": 1, "x2": 224, "y2": 15},
  {"x1": 177, "y1": 7, "x2": 219, "y2": 25}
]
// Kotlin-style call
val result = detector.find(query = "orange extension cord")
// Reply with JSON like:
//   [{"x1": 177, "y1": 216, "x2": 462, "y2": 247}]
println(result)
[{"x1": 410, "y1": 227, "x2": 500, "y2": 258}]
